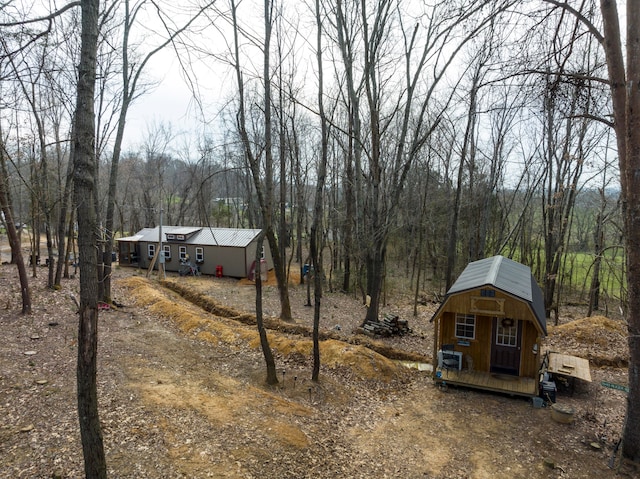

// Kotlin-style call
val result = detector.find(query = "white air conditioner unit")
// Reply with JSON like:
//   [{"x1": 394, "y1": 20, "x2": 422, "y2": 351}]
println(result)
[{"x1": 437, "y1": 350, "x2": 463, "y2": 370}]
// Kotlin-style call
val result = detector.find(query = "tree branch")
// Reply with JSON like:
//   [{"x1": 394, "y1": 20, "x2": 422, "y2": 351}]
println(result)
[
  {"x1": 0, "y1": 1, "x2": 80, "y2": 27},
  {"x1": 543, "y1": 0, "x2": 604, "y2": 44}
]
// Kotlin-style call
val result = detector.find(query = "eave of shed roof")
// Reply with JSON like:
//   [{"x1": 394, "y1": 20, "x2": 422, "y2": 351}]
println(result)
[{"x1": 116, "y1": 228, "x2": 155, "y2": 242}]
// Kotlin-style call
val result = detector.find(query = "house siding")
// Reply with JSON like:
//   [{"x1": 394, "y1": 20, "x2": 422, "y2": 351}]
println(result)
[{"x1": 118, "y1": 227, "x2": 273, "y2": 278}]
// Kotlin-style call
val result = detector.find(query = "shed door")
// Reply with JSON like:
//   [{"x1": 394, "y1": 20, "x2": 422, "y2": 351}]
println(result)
[{"x1": 490, "y1": 318, "x2": 522, "y2": 375}]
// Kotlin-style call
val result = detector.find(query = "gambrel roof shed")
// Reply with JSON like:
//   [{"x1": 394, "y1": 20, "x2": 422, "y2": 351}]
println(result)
[
  {"x1": 430, "y1": 255, "x2": 548, "y2": 397},
  {"x1": 442, "y1": 255, "x2": 547, "y2": 336}
]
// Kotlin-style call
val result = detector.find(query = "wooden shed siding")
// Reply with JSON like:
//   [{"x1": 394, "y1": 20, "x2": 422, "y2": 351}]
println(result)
[
  {"x1": 520, "y1": 322, "x2": 542, "y2": 377},
  {"x1": 439, "y1": 312, "x2": 493, "y2": 372},
  {"x1": 443, "y1": 289, "x2": 538, "y2": 323},
  {"x1": 439, "y1": 312, "x2": 539, "y2": 377}
]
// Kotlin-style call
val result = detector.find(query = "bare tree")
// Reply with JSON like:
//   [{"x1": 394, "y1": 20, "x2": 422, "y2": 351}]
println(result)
[
  {"x1": 0, "y1": 138, "x2": 31, "y2": 313},
  {"x1": 254, "y1": 230, "x2": 278, "y2": 384},
  {"x1": 598, "y1": 0, "x2": 640, "y2": 461},
  {"x1": 2, "y1": 25, "x2": 59, "y2": 287},
  {"x1": 545, "y1": 0, "x2": 640, "y2": 461},
  {"x1": 100, "y1": 0, "x2": 215, "y2": 302},
  {"x1": 230, "y1": 0, "x2": 278, "y2": 384},
  {"x1": 310, "y1": 0, "x2": 330, "y2": 382},
  {"x1": 587, "y1": 182, "x2": 616, "y2": 316},
  {"x1": 445, "y1": 49, "x2": 486, "y2": 290},
  {"x1": 333, "y1": 0, "x2": 363, "y2": 294},
  {"x1": 73, "y1": 0, "x2": 107, "y2": 474},
  {"x1": 533, "y1": 13, "x2": 604, "y2": 321},
  {"x1": 341, "y1": 0, "x2": 514, "y2": 323},
  {"x1": 263, "y1": 0, "x2": 293, "y2": 321}
]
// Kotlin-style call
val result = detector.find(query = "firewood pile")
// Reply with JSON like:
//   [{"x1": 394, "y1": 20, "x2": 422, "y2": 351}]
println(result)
[{"x1": 362, "y1": 314, "x2": 411, "y2": 337}]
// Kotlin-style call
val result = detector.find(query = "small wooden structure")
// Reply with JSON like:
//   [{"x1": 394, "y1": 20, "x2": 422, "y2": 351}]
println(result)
[
  {"x1": 430, "y1": 255, "x2": 547, "y2": 397},
  {"x1": 546, "y1": 352, "x2": 592, "y2": 383},
  {"x1": 116, "y1": 226, "x2": 273, "y2": 278}
]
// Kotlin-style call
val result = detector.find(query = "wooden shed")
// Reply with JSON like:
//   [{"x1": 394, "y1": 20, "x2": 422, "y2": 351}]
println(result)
[
  {"x1": 430, "y1": 255, "x2": 547, "y2": 397},
  {"x1": 116, "y1": 226, "x2": 273, "y2": 278}
]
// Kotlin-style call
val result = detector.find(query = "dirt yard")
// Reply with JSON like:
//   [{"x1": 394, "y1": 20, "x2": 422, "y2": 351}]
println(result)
[{"x1": 0, "y1": 261, "x2": 637, "y2": 478}]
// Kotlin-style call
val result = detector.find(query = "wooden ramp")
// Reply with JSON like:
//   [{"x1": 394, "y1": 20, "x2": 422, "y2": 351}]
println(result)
[
  {"x1": 436, "y1": 368, "x2": 537, "y2": 397},
  {"x1": 547, "y1": 352, "x2": 591, "y2": 382}
]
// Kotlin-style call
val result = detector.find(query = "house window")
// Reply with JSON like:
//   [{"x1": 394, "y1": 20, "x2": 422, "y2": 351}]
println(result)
[
  {"x1": 455, "y1": 313, "x2": 476, "y2": 339},
  {"x1": 166, "y1": 234, "x2": 175, "y2": 240},
  {"x1": 261, "y1": 246, "x2": 265, "y2": 259},
  {"x1": 179, "y1": 246, "x2": 187, "y2": 261},
  {"x1": 480, "y1": 289, "x2": 495, "y2": 297},
  {"x1": 177, "y1": 234, "x2": 185, "y2": 241},
  {"x1": 195, "y1": 247, "x2": 204, "y2": 263},
  {"x1": 148, "y1": 244, "x2": 155, "y2": 259},
  {"x1": 163, "y1": 245, "x2": 171, "y2": 260},
  {"x1": 496, "y1": 319, "x2": 518, "y2": 346}
]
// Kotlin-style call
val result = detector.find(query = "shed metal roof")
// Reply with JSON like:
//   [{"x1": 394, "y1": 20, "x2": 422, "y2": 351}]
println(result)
[
  {"x1": 194, "y1": 227, "x2": 262, "y2": 248},
  {"x1": 437, "y1": 255, "x2": 547, "y2": 335},
  {"x1": 165, "y1": 226, "x2": 202, "y2": 236},
  {"x1": 117, "y1": 228, "x2": 154, "y2": 242},
  {"x1": 116, "y1": 226, "x2": 262, "y2": 248},
  {"x1": 449, "y1": 255, "x2": 533, "y2": 300}
]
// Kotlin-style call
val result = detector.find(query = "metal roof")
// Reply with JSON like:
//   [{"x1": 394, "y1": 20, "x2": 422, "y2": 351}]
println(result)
[
  {"x1": 449, "y1": 255, "x2": 532, "y2": 300},
  {"x1": 116, "y1": 228, "x2": 154, "y2": 242},
  {"x1": 437, "y1": 255, "x2": 547, "y2": 335},
  {"x1": 194, "y1": 227, "x2": 262, "y2": 248},
  {"x1": 117, "y1": 226, "x2": 262, "y2": 248},
  {"x1": 165, "y1": 226, "x2": 202, "y2": 236}
]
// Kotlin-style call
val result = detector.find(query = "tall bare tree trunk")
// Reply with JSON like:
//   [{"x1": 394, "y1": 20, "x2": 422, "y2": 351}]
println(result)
[
  {"x1": 261, "y1": 0, "x2": 292, "y2": 322},
  {"x1": 446, "y1": 78, "x2": 478, "y2": 290},
  {"x1": 599, "y1": 0, "x2": 640, "y2": 461},
  {"x1": 335, "y1": 0, "x2": 361, "y2": 294},
  {"x1": 588, "y1": 187, "x2": 609, "y2": 317},
  {"x1": 54, "y1": 123, "x2": 75, "y2": 287},
  {"x1": 231, "y1": 0, "x2": 279, "y2": 384},
  {"x1": 311, "y1": 0, "x2": 329, "y2": 382},
  {"x1": 254, "y1": 232, "x2": 278, "y2": 385},
  {"x1": 73, "y1": 0, "x2": 106, "y2": 475},
  {"x1": 0, "y1": 143, "x2": 31, "y2": 314},
  {"x1": 101, "y1": 0, "x2": 214, "y2": 302}
]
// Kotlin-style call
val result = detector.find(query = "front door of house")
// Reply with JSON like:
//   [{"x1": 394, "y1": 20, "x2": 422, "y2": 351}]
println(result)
[{"x1": 490, "y1": 318, "x2": 522, "y2": 375}]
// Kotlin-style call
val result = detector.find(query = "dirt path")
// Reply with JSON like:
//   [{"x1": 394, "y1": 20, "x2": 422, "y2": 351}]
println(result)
[{"x1": 0, "y1": 265, "x2": 635, "y2": 478}]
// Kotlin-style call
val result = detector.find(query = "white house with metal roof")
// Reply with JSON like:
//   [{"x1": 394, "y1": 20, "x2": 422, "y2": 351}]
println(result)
[
  {"x1": 116, "y1": 226, "x2": 273, "y2": 278},
  {"x1": 430, "y1": 255, "x2": 547, "y2": 397}
]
